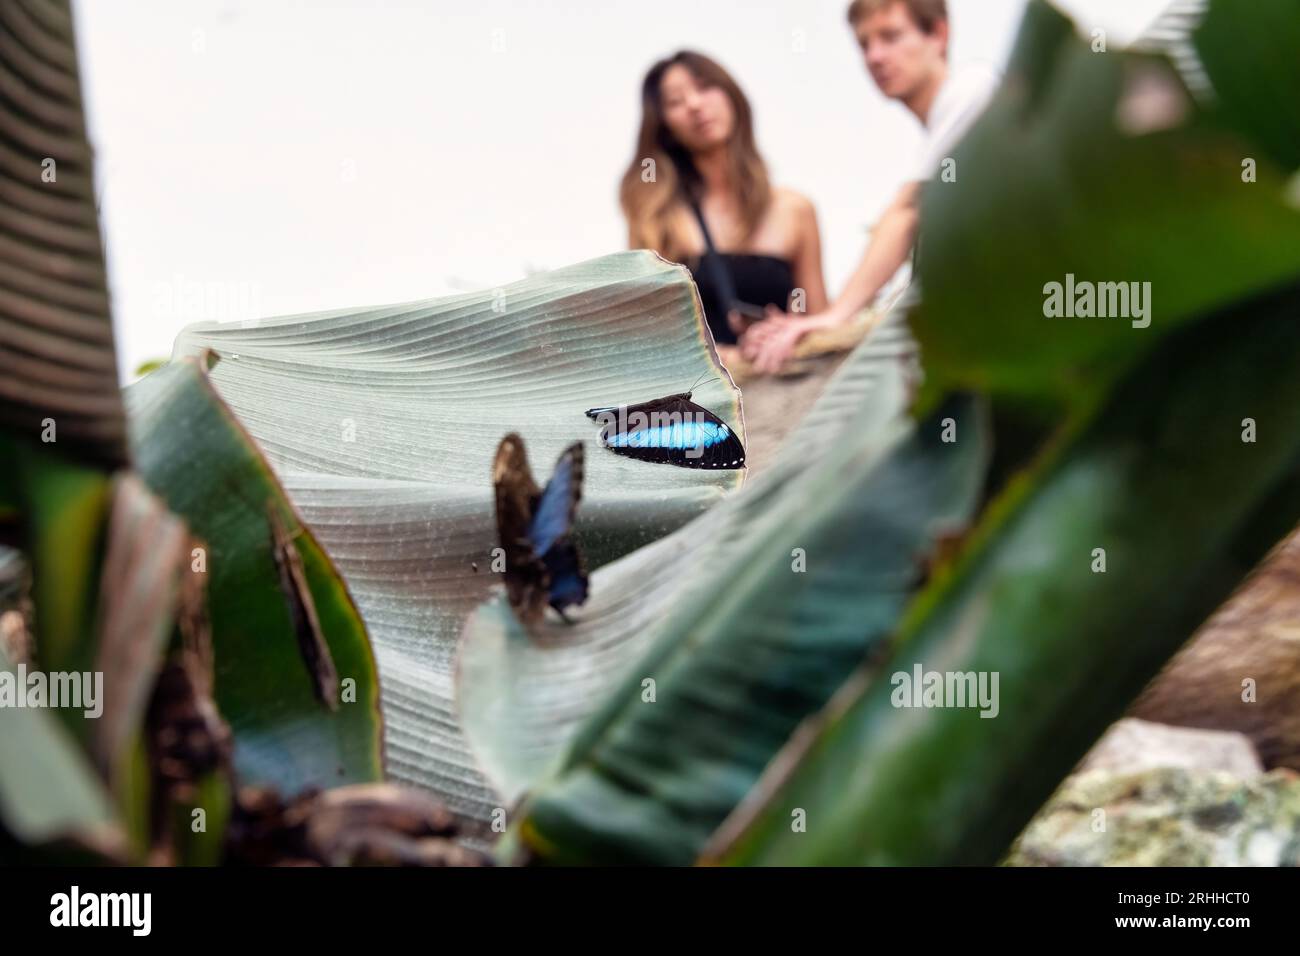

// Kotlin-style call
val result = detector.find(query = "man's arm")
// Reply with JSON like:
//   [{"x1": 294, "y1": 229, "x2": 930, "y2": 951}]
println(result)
[{"x1": 823, "y1": 180, "x2": 920, "y2": 326}]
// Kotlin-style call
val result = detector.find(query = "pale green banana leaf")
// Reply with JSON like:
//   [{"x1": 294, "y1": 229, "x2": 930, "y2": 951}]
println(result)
[
  {"x1": 168, "y1": 252, "x2": 743, "y2": 834},
  {"x1": 460, "y1": 304, "x2": 991, "y2": 864},
  {"x1": 459, "y1": 316, "x2": 918, "y2": 807}
]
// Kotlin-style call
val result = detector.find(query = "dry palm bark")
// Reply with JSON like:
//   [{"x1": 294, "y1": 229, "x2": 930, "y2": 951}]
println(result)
[{"x1": 1131, "y1": 526, "x2": 1300, "y2": 771}]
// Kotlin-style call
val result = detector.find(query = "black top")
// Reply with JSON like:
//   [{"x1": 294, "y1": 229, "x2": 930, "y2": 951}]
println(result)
[{"x1": 685, "y1": 252, "x2": 796, "y2": 346}]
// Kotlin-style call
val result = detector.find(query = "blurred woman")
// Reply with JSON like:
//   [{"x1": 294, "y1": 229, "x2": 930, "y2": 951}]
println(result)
[{"x1": 619, "y1": 51, "x2": 828, "y2": 366}]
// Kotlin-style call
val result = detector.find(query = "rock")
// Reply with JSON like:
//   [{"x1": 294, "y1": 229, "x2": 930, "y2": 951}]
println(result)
[
  {"x1": 1005, "y1": 766, "x2": 1300, "y2": 866},
  {"x1": 1078, "y1": 717, "x2": 1263, "y2": 777}
]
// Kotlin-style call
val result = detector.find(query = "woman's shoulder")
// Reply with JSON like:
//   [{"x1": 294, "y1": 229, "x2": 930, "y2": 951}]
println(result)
[
  {"x1": 770, "y1": 186, "x2": 816, "y2": 222},
  {"x1": 768, "y1": 187, "x2": 818, "y2": 247},
  {"x1": 769, "y1": 185, "x2": 811, "y2": 214}
]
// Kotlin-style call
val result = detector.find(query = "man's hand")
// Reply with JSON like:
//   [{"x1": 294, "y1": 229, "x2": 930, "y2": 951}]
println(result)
[
  {"x1": 737, "y1": 304, "x2": 788, "y2": 349},
  {"x1": 741, "y1": 306, "x2": 843, "y2": 373},
  {"x1": 740, "y1": 307, "x2": 792, "y2": 357},
  {"x1": 749, "y1": 320, "x2": 806, "y2": 374}
]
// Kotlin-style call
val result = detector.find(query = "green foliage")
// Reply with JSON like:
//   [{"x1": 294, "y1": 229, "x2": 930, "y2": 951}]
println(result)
[
  {"x1": 910, "y1": 0, "x2": 1300, "y2": 410},
  {"x1": 126, "y1": 357, "x2": 384, "y2": 793},
  {"x1": 1196, "y1": 0, "x2": 1300, "y2": 171},
  {"x1": 0, "y1": 643, "x2": 120, "y2": 853},
  {"x1": 707, "y1": 0, "x2": 1300, "y2": 866},
  {"x1": 716, "y1": 283, "x2": 1300, "y2": 864}
]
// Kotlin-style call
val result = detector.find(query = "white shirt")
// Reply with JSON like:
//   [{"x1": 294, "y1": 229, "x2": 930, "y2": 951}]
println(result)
[{"x1": 911, "y1": 63, "x2": 1001, "y2": 181}]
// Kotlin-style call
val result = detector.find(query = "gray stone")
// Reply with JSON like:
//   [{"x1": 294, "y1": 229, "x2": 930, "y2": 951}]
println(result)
[
  {"x1": 1005, "y1": 766, "x2": 1300, "y2": 866},
  {"x1": 1078, "y1": 717, "x2": 1263, "y2": 777}
]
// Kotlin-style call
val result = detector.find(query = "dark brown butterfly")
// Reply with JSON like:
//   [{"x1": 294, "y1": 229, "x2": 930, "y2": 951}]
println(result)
[{"x1": 584, "y1": 391, "x2": 745, "y2": 469}]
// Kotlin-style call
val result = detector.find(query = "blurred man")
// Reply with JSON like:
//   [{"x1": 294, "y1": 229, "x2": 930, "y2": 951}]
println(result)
[{"x1": 745, "y1": 0, "x2": 999, "y2": 372}]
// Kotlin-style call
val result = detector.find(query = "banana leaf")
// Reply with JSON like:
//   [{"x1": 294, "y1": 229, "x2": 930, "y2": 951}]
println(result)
[
  {"x1": 0, "y1": 643, "x2": 121, "y2": 857},
  {"x1": 1195, "y1": 0, "x2": 1300, "y2": 170},
  {"x1": 125, "y1": 356, "x2": 384, "y2": 794},
  {"x1": 909, "y1": 0, "x2": 1300, "y2": 410},
  {"x1": 460, "y1": 306, "x2": 990, "y2": 864},
  {"x1": 459, "y1": 315, "x2": 918, "y2": 806},
  {"x1": 712, "y1": 280, "x2": 1300, "y2": 865},
  {"x1": 167, "y1": 252, "x2": 744, "y2": 834},
  {"x1": 710, "y1": 0, "x2": 1300, "y2": 868}
]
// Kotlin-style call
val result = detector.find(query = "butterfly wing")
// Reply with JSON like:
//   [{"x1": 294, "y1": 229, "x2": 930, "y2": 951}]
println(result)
[
  {"x1": 590, "y1": 394, "x2": 746, "y2": 470},
  {"x1": 585, "y1": 393, "x2": 690, "y2": 424},
  {"x1": 677, "y1": 398, "x2": 747, "y2": 470},
  {"x1": 530, "y1": 442, "x2": 582, "y2": 555},
  {"x1": 530, "y1": 442, "x2": 589, "y2": 616},
  {"x1": 541, "y1": 537, "x2": 588, "y2": 616},
  {"x1": 492, "y1": 433, "x2": 548, "y2": 624},
  {"x1": 492, "y1": 435, "x2": 590, "y2": 624}
]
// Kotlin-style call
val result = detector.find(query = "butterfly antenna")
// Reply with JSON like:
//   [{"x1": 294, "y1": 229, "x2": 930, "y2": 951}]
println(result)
[{"x1": 685, "y1": 368, "x2": 712, "y2": 399}]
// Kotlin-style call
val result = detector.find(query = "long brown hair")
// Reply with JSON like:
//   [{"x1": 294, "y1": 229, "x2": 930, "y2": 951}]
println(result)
[{"x1": 619, "y1": 51, "x2": 772, "y2": 262}]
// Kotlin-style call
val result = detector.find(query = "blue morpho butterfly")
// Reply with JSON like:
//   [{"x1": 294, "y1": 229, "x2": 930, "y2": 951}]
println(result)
[
  {"x1": 584, "y1": 373, "x2": 746, "y2": 470},
  {"x1": 492, "y1": 433, "x2": 589, "y2": 625}
]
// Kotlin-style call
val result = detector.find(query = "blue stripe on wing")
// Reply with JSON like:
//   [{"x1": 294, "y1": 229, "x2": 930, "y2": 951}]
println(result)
[{"x1": 604, "y1": 421, "x2": 732, "y2": 450}]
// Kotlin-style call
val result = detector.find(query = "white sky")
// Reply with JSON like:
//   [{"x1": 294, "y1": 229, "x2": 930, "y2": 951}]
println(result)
[{"x1": 72, "y1": 0, "x2": 1170, "y2": 380}]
